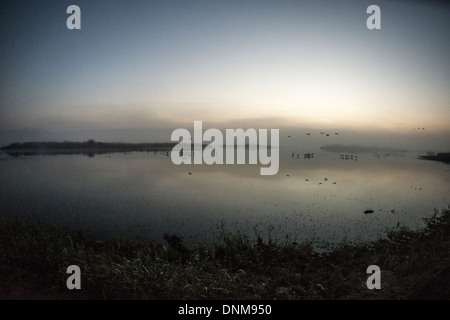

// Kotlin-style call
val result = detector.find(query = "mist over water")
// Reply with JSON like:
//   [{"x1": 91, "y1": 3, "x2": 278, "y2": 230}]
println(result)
[{"x1": 1, "y1": 146, "x2": 448, "y2": 249}]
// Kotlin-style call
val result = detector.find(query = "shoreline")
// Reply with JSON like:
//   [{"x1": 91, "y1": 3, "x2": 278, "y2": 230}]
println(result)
[
  {"x1": 0, "y1": 141, "x2": 177, "y2": 157},
  {"x1": 418, "y1": 153, "x2": 450, "y2": 165},
  {"x1": 1, "y1": 208, "x2": 449, "y2": 300}
]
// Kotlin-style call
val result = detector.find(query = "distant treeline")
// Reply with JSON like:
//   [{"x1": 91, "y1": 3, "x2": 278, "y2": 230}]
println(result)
[
  {"x1": 320, "y1": 144, "x2": 409, "y2": 154},
  {"x1": 1, "y1": 140, "x2": 177, "y2": 151},
  {"x1": 0, "y1": 140, "x2": 178, "y2": 156},
  {"x1": 418, "y1": 153, "x2": 450, "y2": 164}
]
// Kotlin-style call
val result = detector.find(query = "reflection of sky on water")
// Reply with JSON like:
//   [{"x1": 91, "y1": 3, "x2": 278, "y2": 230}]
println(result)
[{"x1": 0, "y1": 150, "x2": 448, "y2": 249}]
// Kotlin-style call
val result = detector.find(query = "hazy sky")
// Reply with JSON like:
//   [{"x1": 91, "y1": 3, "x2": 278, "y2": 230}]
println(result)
[{"x1": 0, "y1": 0, "x2": 449, "y2": 149}]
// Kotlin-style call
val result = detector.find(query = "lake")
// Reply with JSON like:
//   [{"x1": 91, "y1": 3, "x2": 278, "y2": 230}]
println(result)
[{"x1": 0, "y1": 147, "x2": 448, "y2": 249}]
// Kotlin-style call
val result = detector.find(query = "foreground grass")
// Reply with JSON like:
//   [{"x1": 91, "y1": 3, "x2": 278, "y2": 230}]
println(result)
[{"x1": 0, "y1": 209, "x2": 449, "y2": 300}]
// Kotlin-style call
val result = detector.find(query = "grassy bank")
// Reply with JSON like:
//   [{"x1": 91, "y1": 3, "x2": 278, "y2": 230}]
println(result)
[{"x1": 0, "y1": 209, "x2": 449, "y2": 300}]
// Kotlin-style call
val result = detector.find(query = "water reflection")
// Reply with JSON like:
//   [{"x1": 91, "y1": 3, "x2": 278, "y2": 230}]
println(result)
[{"x1": 0, "y1": 149, "x2": 448, "y2": 249}]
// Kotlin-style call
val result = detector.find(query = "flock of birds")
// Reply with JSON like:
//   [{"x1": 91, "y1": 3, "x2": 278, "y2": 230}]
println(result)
[
  {"x1": 151, "y1": 130, "x2": 424, "y2": 228},
  {"x1": 374, "y1": 153, "x2": 405, "y2": 159},
  {"x1": 284, "y1": 130, "x2": 428, "y2": 226},
  {"x1": 286, "y1": 175, "x2": 338, "y2": 185},
  {"x1": 291, "y1": 152, "x2": 315, "y2": 159},
  {"x1": 288, "y1": 132, "x2": 340, "y2": 137},
  {"x1": 340, "y1": 154, "x2": 358, "y2": 161}
]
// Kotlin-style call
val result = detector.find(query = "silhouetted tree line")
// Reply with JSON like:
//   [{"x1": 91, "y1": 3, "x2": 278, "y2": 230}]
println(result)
[
  {"x1": 1, "y1": 140, "x2": 178, "y2": 152},
  {"x1": 419, "y1": 153, "x2": 450, "y2": 164}
]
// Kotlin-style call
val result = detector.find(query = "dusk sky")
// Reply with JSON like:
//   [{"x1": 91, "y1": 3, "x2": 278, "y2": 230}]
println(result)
[{"x1": 0, "y1": 0, "x2": 449, "y2": 150}]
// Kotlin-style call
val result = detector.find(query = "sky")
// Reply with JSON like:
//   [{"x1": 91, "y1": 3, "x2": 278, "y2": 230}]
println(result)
[{"x1": 0, "y1": 0, "x2": 449, "y2": 150}]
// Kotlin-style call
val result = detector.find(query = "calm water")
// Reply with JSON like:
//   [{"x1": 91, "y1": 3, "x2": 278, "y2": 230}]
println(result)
[{"x1": 0, "y1": 148, "x2": 449, "y2": 249}]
